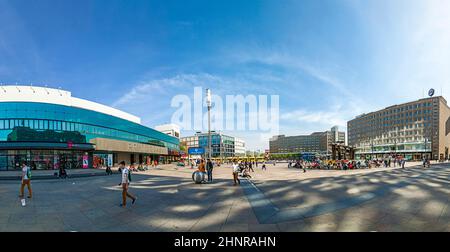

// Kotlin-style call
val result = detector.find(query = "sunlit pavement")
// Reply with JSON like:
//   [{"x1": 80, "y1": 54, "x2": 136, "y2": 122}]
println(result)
[{"x1": 0, "y1": 162, "x2": 449, "y2": 232}]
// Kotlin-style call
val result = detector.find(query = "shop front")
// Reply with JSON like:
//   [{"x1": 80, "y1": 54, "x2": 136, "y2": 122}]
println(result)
[{"x1": 0, "y1": 142, "x2": 95, "y2": 171}]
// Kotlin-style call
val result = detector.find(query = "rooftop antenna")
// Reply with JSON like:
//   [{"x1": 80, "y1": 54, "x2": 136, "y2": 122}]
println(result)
[
  {"x1": 43, "y1": 84, "x2": 50, "y2": 95},
  {"x1": 30, "y1": 83, "x2": 35, "y2": 93}
]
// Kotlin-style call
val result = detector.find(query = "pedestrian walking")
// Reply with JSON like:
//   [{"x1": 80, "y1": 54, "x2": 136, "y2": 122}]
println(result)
[
  {"x1": 249, "y1": 162, "x2": 254, "y2": 172},
  {"x1": 19, "y1": 162, "x2": 32, "y2": 202},
  {"x1": 206, "y1": 159, "x2": 213, "y2": 182},
  {"x1": 232, "y1": 161, "x2": 240, "y2": 186},
  {"x1": 262, "y1": 161, "x2": 266, "y2": 171},
  {"x1": 119, "y1": 161, "x2": 137, "y2": 207}
]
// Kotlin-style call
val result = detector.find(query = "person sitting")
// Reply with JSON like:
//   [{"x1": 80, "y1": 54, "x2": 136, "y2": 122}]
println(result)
[{"x1": 242, "y1": 167, "x2": 252, "y2": 178}]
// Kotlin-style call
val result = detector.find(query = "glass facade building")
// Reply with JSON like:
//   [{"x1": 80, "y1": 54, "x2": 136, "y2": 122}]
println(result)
[
  {"x1": 181, "y1": 132, "x2": 243, "y2": 158},
  {"x1": 0, "y1": 86, "x2": 179, "y2": 171},
  {"x1": 198, "y1": 133, "x2": 235, "y2": 158}
]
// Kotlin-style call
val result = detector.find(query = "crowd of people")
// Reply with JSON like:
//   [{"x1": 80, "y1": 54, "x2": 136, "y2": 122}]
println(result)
[
  {"x1": 17, "y1": 154, "x2": 439, "y2": 208},
  {"x1": 286, "y1": 157, "x2": 409, "y2": 170}
]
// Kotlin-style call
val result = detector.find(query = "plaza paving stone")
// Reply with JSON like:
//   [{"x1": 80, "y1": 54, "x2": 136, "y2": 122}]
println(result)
[{"x1": 0, "y1": 162, "x2": 449, "y2": 232}]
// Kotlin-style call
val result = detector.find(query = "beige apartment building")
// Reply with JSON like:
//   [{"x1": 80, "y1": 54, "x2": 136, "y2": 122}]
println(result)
[{"x1": 348, "y1": 96, "x2": 450, "y2": 160}]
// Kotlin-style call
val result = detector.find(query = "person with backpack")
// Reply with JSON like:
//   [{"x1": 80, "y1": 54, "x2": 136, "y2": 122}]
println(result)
[
  {"x1": 19, "y1": 161, "x2": 32, "y2": 200},
  {"x1": 119, "y1": 161, "x2": 136, "y2": 207}
]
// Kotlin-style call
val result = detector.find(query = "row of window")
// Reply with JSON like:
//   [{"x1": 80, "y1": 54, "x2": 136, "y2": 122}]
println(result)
[
  {"x1": 0, "y1": 102, "x2": 179, "y2": 146},
  {"x1": 362, "y1": 101, "x2": 435, "y2": 120},
  {"x1": 0, "y1": 118, "x2": 178, "y2": 150}
]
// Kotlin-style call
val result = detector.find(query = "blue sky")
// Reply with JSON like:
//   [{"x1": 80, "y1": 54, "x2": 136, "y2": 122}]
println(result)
[{"x1": 1, "y1": 0, "x2": 450, "y2": 150}]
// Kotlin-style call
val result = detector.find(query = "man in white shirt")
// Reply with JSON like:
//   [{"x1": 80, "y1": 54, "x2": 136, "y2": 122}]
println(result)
[
  {"x1": 119, "y1": 161, "x2": 137, "y2": 207},
  {"x1": 232, "y1": 161, "x2": 240, "y2": 186},
  {"x1": 19, "y1": 162, "x2": 32, "y2": 199}
]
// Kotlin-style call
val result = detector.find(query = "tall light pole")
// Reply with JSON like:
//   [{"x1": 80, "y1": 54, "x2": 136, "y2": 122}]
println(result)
[{"x1": 206, "y1": 88, "x2": 212, "y2": 161}]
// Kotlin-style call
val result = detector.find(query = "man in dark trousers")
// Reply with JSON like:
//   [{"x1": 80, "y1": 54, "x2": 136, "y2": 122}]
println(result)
[{"x1": 206, "y1": 159, "x2": 214, "y2": 182}]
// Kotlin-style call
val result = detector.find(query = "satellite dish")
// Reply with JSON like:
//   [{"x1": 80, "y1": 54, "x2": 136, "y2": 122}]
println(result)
[{"x1": 428, "y1": 88, "x2": 435, "y2": 97}]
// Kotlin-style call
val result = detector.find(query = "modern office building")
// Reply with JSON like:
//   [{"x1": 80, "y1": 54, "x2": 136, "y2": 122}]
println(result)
[
  {"x1": 347, "y1": 96, "x2": 450, "y2": 160},
  {"x1": 198, "y1": 132, "x2": 235, "y2": 158},
  {"x1": 180, "y1": 135, "x2": 200, "y2": 159},
  {"x1": 155, "y1": 123, "x2": 180, "y2": 138},
  {"x1": 269, "y1": 126, "x2": 346, "y2": 156},
  {"x1": 234, "y1": 138, "x2": 246, "y2": 157},
  {"x1": 181, "y1": 132, "x2": 245, "y2": 158},
  {"x1": 0, "y1": 85, "x2": 180, "y2": 171}
]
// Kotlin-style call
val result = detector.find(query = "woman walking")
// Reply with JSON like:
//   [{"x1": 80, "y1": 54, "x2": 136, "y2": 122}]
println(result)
[
  {"x1": 232, "y1": 161, "x2": 240, "y2": 186},
  {"x1": 19, "y1": 162, "x2": 32, "y2": 201}
]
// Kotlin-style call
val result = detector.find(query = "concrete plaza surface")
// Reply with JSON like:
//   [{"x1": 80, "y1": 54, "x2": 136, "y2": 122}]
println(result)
[{"x1": 0, "y1": 162, "x2": 449, "y2": 232}]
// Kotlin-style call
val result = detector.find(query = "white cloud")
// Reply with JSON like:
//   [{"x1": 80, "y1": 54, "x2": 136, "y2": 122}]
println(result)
[
  {"x1": 229, "y1": 50, "x2": 349, "y2": 93},
  {"x1": 281, "y1": 109, "x2": 347, "y2": 127},
  {"x1": 112, "y1": 73, "x2": 221, "y2": 107}
]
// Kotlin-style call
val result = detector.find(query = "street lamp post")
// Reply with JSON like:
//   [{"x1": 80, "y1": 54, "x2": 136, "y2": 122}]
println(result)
[
  {"x1": 206, "y1": 88, "x2": 212, "y2": 161},
  {"x1": 371, "y1": 140, "x2": 374, "y2": 160}
]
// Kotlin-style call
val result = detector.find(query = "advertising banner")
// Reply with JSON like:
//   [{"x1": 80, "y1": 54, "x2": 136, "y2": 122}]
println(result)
[
  {"x1": 107, "y1": 154, "x2": 113, "y2": 167},
  {"x1": 82, "y1": 155, "x2": 89, "y2": 169},
  {"x1": 188, "y1": 147, "x2": 205, "y2": 155}
]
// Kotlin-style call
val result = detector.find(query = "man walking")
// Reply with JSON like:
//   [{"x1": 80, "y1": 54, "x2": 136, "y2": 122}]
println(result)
[
  {"x1": 119, "y1": 161, "x2": 137, "y2": 207},
  {"x1": 206, "y1": 159, "x2": 213, "y2": 182},
  {"x1": 19, "y1": 161, "x2": 32, "y2": 200}
]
